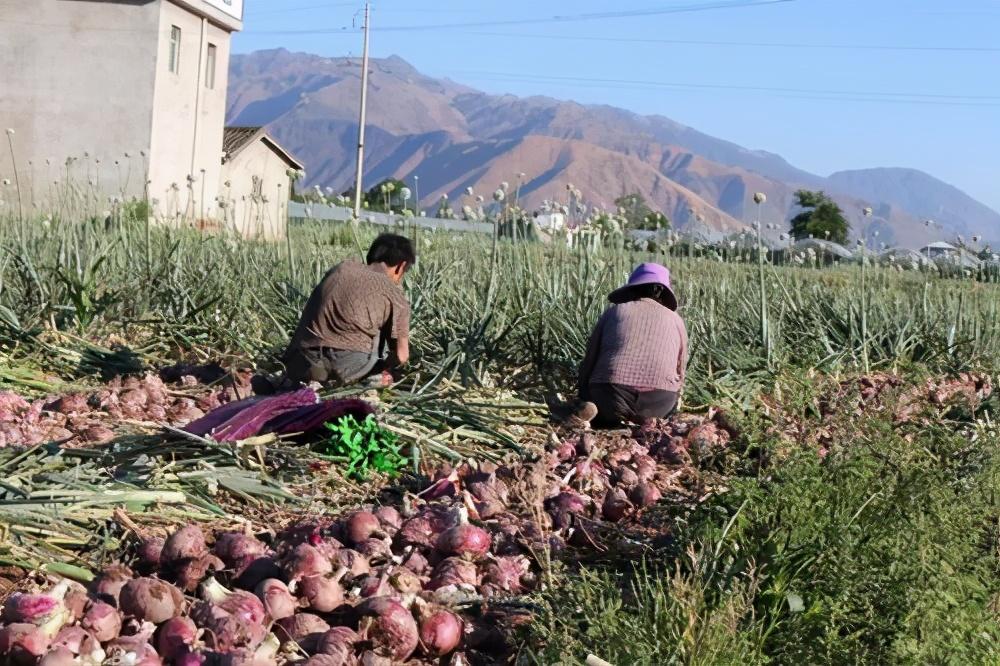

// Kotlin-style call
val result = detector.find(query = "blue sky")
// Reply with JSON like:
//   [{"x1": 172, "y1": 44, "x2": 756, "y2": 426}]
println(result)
[{"x1": 234, "y1": 0, "x2": 1000, "y2": 212}]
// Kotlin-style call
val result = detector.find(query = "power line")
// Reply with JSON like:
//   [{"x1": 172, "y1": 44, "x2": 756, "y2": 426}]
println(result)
[
  {"x1": 245, "y1": 0, "x2": 796, "y2": 35},
  {"x1": 458, "y1": 70, "x2": 1000, "y2": 106},
  {"x1": 463, "y1": 30, "x2": 1000, "y2": 53},
  {"x1": 247, "y1": 2, "x2": 359, "y2": 17}
]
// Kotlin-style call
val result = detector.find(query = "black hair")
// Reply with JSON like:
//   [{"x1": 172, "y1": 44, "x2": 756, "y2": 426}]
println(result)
[
  {"x1": 627, "y1": 284, "x2": 672, "y2": 308},
  {"x1": 366, "y1": 234, "x2": 416, "y2": 269}
]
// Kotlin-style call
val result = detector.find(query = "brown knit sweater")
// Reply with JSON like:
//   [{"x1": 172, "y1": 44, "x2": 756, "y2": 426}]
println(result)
[{"x1": 578, "y1": 298, "x2": 688, "y2": 393}]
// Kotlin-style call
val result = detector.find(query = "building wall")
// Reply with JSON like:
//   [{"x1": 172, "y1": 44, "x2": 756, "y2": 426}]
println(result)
[
  {"x1": 0, "y1": 0, "x2": 162, "y2": 202},
  {"x1": 148, "y1": 0, "x2": 232, "y2": 221},
  {"x1": 221, "y1": 139, "x2": 293, "y2": 240}
]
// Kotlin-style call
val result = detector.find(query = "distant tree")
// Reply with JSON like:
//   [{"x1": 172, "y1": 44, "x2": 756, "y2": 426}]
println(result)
[
  {"x1": 615, "y1": 193, "x2": 670, "y2": 231},
  {"x1": 341, "y1": 178, "x2": 410, "y2": 212},
  {"x1": 789, "y1": 190, "x2": 850, "y2": 244}
]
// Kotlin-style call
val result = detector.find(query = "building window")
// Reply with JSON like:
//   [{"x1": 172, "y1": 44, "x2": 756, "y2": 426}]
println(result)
[
  {"x1": 206, "y1": 44, "x2": 217, "y2": 89},
  {"x1": 168, "y1": 26, "x2": 181, "y2": 73}
]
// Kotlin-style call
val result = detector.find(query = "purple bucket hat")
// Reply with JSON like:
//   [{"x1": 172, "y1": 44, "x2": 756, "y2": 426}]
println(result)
[{"x1": 609, "y1": 262, "x2": 678, "y2": 310}]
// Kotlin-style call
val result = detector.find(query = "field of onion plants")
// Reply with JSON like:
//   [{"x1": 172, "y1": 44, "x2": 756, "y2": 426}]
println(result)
[{"x1": 0, "y1": 209, "x2": 998, "y2": 665}]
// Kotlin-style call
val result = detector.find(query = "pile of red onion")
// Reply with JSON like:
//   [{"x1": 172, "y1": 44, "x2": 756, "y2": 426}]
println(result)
[
  {"x1": 0, "y1": 366, "x2": 254, "y2": 449},
  {"x1": 0, "y1": 412, "x2": 732, "y2": 664}
]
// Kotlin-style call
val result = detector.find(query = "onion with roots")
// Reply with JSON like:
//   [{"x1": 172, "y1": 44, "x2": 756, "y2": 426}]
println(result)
[
  {"x1": 216, "y1": 633, "x2": 280, "y2": 666},
  {"x1": 137, "y1": 537, "x2": 165, "y2": 570},
  {"x1": 283, "y1": 544, "x2": 333, "y2": 581},
  {"x1": 174, "y1": 554, "x2": 226, "y2": 592},
  {"x1": 162, "y1": 525, "x2": 208, "y2": 565},
  {"x1": 629, "y1": 482, "x2": 662, "y2": 509},
  {"x1": 436, "y1": 524, "x2": 491, "y2": 560},
  {"x1": 427, "y1": 557, "x2": 478, "y2": 591},
  {"x1": 356, "y1": 597, "x2": 419, "y2": 662},
  {"x1": 81, "y1": 601, "x2": 121, "y2": 642},
  {"x1": 344, "y1": 511, "x2": 382, "y2": 545},
  {"x1": 213, "y1": 533, "x2": 269, "y2": 571},
  {"x1": 39, "y1": 646, "x2": 75, "y2": 666},
  {"x1": 156, "y1": 616, "x2": 198, "y2": 662},
  {"x1": 119, "y1": 578, "x2": 183, "y2": 624},
  {"x1": 418, "y1": 607, "x2": 463, "y2": 657},
  {"x1": 89, "y1": 564, "x2": 134, "y2": 606},
  {"x1": 275, "y1": 613, "x2": 330, "y2": 654},
  {"x1": 195, "y1": 578, "x2": 268, "y2": 651},
  {"x1": 316, "y1": 627, "x2": 359, "y2": 657},
  {"x1": 374, "y1": 506, "x2": 401, "y2": 533},
  {"x1": 0, "y1": 623, "x2": 51, "y2": 665},
  {"x1": 602, "y1": 487, "x2": 632, "y2": 522},
  {"x1": 296, "y1": 574, "x2": 345, "y2": 613},
  {"x1": 335, "y1": 549, "x2": 370, "y2": 577},
  {"x1": 254, "y1": 579, "x2": 296, "y2": 621}
]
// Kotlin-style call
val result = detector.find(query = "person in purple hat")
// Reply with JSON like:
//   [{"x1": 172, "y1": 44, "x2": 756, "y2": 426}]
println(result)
[{"x1": 574, "y1": 262, "x2": 688, "y2": 427}]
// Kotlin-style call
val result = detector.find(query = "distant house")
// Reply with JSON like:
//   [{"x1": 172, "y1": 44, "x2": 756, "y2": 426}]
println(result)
[
  {"x1": 920, "y1": 241, "x2": 959, "y2": 258},
  {"x1": 0, "y1": 0, "x2": 268, "y2": 230},
  {"x1": 221, "y1": 127, "x2": 303, "y2": 239}
]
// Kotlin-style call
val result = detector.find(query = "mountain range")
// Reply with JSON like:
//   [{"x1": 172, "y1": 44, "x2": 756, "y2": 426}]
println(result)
[{"x1": 226, "y1": 49, "x2": 1000, "y2": 248}]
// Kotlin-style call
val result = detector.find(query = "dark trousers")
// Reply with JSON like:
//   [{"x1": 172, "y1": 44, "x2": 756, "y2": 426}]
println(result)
[
  {"x1": 585, "y1": 383, "x2": 678, "y2": 427},
  {"x1": 285, "y1": 333, "x2": 386, "y2": 387}
]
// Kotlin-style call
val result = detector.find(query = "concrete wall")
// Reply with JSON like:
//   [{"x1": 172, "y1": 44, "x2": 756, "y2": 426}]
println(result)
[
  {"x1": 148, "y1": 0, "x2": 231, "y2": 221},
  {"x1": 221, "y1": 138, "x2": 292, "y2": 239},
  {"x1": 0, "y1": 0, "x2": 162, "y2": 202}
]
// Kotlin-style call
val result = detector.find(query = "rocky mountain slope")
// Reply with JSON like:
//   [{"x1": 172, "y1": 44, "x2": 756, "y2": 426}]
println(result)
[{"x1": 227, "y1": 49, "x2": 999, "y2": 247}]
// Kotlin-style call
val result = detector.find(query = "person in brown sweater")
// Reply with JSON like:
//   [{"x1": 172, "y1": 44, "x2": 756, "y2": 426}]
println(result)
[
  {"x1": 576, "y1": 262, "x2": 688, "y2": 427},
  {"x1": 282, "y1": 234, "x2": 415, "y2": 387}
]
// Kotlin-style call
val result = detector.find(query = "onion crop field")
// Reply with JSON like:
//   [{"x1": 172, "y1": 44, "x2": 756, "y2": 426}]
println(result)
[{"x1": 0, "y1": 211, "x2": 998, "y2": 665}]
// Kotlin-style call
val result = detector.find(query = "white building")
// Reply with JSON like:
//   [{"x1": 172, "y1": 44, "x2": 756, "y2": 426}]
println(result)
[
  {"x1": 220, "y1": 126, "x2": 303, "y2": 240},
  {"x1": 0, "y1": 0, "x2": 286, "y2": 231}
]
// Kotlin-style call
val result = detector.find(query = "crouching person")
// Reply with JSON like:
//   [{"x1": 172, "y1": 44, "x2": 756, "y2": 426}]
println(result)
[
  {"x1": 283, "y1": 233, "x2": 414, "y2": 388},
  {"x1": 575, "y1": 262, "x2": 687, "y2": 427}
]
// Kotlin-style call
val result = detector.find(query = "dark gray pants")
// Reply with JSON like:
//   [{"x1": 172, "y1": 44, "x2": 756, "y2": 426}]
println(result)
[
  {"x1": 585, "y1": 383, "x2": 679, "y2": 427},
  {"x1": 285, "y1": 334, "x2": 386, "y2": 386}
]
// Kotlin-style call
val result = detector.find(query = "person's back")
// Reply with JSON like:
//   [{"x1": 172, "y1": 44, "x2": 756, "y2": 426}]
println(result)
[
  {"x1": 283, "y1": 234, "x2": 414, "y2": 387},
  {"x1": 575, "y1": 262, "x2": 687, "y2": 426},
  {"x1": 288, "y1": 260, "x2": 407, "y2": 355},
  {"x1": 588, "y1": 298, "x2": 686, "y2": 392}
]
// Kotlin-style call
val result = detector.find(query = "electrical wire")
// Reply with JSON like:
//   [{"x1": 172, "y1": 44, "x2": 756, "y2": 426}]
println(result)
[
  {"x1": 462, "y1": 30, "x2": 1000, "y2": 53},
  {"x1": 245, "y1": 0, "x2": 796, "y2": 35}
]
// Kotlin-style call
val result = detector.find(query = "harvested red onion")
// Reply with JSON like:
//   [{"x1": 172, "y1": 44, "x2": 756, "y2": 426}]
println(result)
[
  {"x1": 175, "y1": 554, "x2": 226, "y2": 592},
  {"x1": 481, "y1": 555, "x2": 531, "y2": 594},
  {"x1": 82, "y1": 601, "x2": 121, "y2": 642},
  {"x1": 201, "y1": 578, "x2": 266, "y2": 625},
  {"x1": 284, "y1": 544, "x2": 333, "y2": 581},
  {"x1": 105, "y1": 637, "x2": 161, "y2": 666},
  {"x1": 344, "y1": 511, "x2": 381, "y2": 545},
  {"x1": 51, "y1": 626, "x2": 87, "y2": 655},
  {"x1": 356, "y1": 597, "x2": 419, "y2": 662},
  {"x1": 275, "y1": 613, "x2": 330, "y2": 654},
  {"x1": 427, "y1": 557, "x2": 478, "y2": 591},
  {"x1": 137, "y1": 537, "x2": 166, "y2": 570},
  {"x1": 303, "y1": 654, "x2": 349, "y2": 666},
  {"x1": 389, "y1": 569, "x2": 423, "y2": 595},
  {"x1": 2, "y1": 592, "x2": 60, "y2": 625},
  {"x1": 545, "y1": 491, "x2": 586, "y2": 528},
  {"x1": 162, "y1": 525, "x2": 207, "y2": 564},
  {"x1": 190, "y1": 601, "x2": 266, "y2": 653},
  {"x1": 176, "y1": 652, "x2": 206, "y2": 666},
  {"x1": 90, "y1": 564, "x2": 134, "y2": 605},
  {"x1": 374, "y1": 506, "x2": 401, "y2": 532},
  {"x1": 629, "y1": 482, "x2": 662, "y2": 509},
  {"x1": 39, "y1": 646, "x2": 75, "y2": 666},
  {"x1": 316, "y1": 627, "x2": 359, "y2": 657},
  {"x1": 233, "y1": 557, "x2": 284, "y2": 592},
  {"x1": 156, "y1": 616, "x2": 198, "y2": 662},
  {"x1": 436, "y1": 524, "x2": 491, "y2": 560},
  {"x1": 0, "y1": 623, "x2": 51, "y2": 664},
  {"x1": 401, "y1": 550, "x2": 429, "y2": 576},
  {"x1": 418, "y1": 608, "x2": 463, "y2": 657},
  {"x1": 602, "y1": 487, "x2": 632, "y2": 522},
  {"x1": 216, "y1": 633, "x2": 279, "y2": 666},
  {"x1": 213, "y1": 532, "x2": 269, "y2": 571},
  {"x1": 297, "y1": 575, "x2": 344, "y2": 613},
  {"x1": 254, "y1": 579, "x2": 296, "y2": 621},
  {"x1": 614, "y1": 466, "x2": 639, "y2": 488},
  {"x1": 119, "y1": 577, "x2": 183, "y2": 624},
  {"x1": 335, "y1": 549, "x2": 370, "y2": 577}
]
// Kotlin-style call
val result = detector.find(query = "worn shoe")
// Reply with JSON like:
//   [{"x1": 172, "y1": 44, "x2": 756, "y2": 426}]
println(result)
[{"x1": 564, "y1": 401, "x2": 598, "y2": 429}]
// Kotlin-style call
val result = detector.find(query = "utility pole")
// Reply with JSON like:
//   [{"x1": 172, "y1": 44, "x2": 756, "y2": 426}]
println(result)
[{"x1": 352, "y1": 1, "x2": 371, "y2": 219}]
